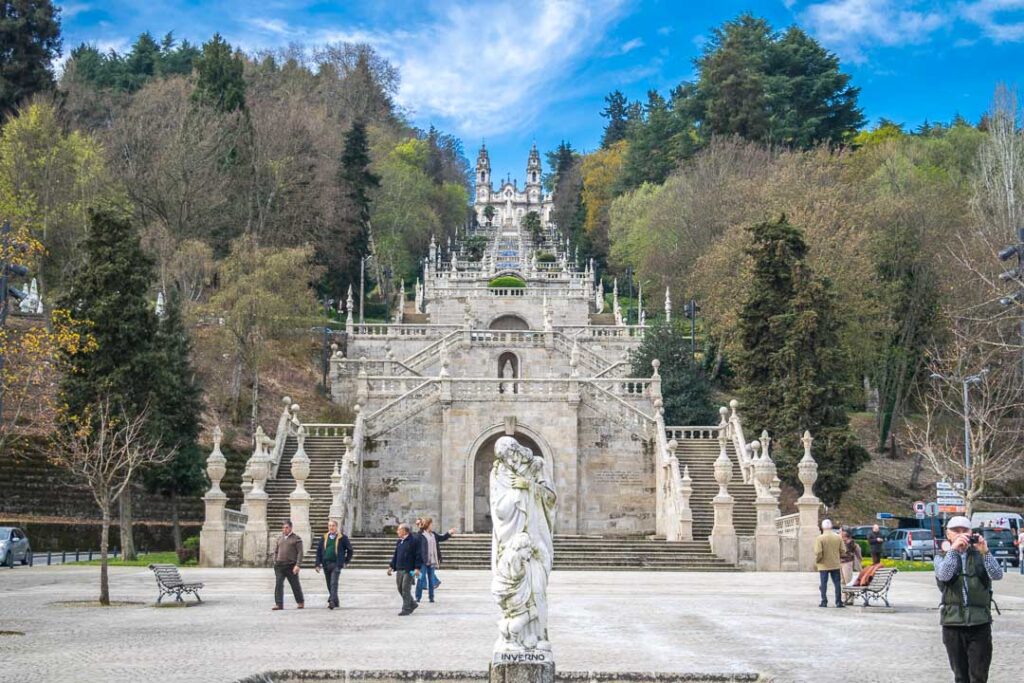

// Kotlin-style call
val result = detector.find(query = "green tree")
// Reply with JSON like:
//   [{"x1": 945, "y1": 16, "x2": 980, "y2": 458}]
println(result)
[
  {"x1": 192, "y1": 33, "x2": 246, "y2": 113},
  {"x1": 617, "y1": 90, "x2": 697, "y2": 191},
  {"x1": 600, "y1": 90, "x2": 631, "y2": 148},
  {"x1": 0, "y1": 0, "x2": 62, "y2": 118},
  {"x1": 689, "y1": 13, "x2": 862, "y2": 147},
  {"x1": 523, "y1": 211, "x2": 542, "y2": 244},
  {"x1": 143, "y1": 289, "x2": 206, "y2": 551},
  {"x1": 319, "y1": 119, "x2": 379, "y2": 297},
  {"x1": 57, "y1": 209, "x2": 161, "y2": 559},
  {"x1": 630, "y1": 320, "x2": 716, "y2": 425},
  {"x1": 735, "y1": 216, "x2": 867, "y2": 504}
]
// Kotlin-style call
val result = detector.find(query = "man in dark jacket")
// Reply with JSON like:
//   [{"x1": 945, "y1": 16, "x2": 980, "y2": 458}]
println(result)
[
  {"x1": 271, "y1": 520, "x2": 304, "y2": 611},
  {"x1": 868, "y1": 524, "x2": 886, "y2": 565},
  {"x1": 388, "y1": 523, "x2": 424, "y2": 615},
  {"x1": 935, "y1": 516, "x2": 1003, "y2": 682},
  {"x1": 314, "y1": 519, "x2": 353, "y2": 610}
]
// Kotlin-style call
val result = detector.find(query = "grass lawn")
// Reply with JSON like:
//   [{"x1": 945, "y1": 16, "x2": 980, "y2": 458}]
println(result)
[{"x1": 82, "y1": 551, "x2": 193, "y2": 567}]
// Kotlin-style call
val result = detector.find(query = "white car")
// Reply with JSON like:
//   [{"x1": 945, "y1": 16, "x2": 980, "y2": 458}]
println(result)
[{"x1": 0, "y1": 527, "x2": 32, "y2": 567}]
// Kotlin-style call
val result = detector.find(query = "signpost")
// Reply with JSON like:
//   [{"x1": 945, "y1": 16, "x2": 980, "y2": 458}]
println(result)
[
  {"x1": 935, "y1": 482, "x2": 966, "y2": 515},
  {"x1": 876, "y1": 512, "x2": 893, "y2": 520}
]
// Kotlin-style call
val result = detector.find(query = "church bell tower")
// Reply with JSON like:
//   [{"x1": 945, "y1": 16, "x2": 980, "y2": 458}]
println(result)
[{"x1": 476, "y1": 144, "x2": 492, "y2": 200}]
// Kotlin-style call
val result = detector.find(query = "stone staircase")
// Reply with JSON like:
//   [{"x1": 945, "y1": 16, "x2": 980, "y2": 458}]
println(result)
[
  {"x1": 297, "y1": 534, "x2": 738, "y2": 571},
  {"x1": 266, "y1": 434, "x2": 347, "y2": 531},
  {"x1": 674, "y1": 438, "x2": 757, "y2": 539}
]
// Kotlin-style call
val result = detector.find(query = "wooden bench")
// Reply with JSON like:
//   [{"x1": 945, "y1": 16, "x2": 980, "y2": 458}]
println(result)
[
  {"x1": 149, "y1": 564, "x2": 204, "y2": 604},
  {"x1": 842, "y1": 567, "x2": 898, "y2": 607}
]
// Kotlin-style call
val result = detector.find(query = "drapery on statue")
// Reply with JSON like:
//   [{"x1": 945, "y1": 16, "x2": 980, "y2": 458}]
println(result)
[{"x1": 490, "y1": 435, "x2": 556, "y2": 652}]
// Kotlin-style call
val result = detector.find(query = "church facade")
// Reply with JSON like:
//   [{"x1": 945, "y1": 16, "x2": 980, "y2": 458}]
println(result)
[{"x1": 473, "y1": 143, "x2": 554, "y2": 229}]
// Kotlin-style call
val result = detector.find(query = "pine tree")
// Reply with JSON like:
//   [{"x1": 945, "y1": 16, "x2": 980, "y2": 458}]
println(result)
[
  {"x1": 144, "y1": 289, "x2": 206, "y2": 551},
  {"x1": 735, "y1": 216, "x2": 867, "y2": 504},
  {"x1": 57, "y1": 209, "x2": 161, "y2": 559},
  {"x1": 319, "y1": 119, "x2": 380, "y2": 297},
  {"x1": 630, "y1": 320, "x2": 715, "y2": 425},
  {"x1": 192, "y1": 33, "x2": 246, "y2": 113},
  {"x1": 600, "y1": 90, "x2": 630, "y2": 148},
  {"x1": 0, "y1": 0, "x2": 62, "y2": 119}
]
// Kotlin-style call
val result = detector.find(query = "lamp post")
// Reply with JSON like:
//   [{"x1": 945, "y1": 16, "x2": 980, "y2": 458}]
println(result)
[
  {"x1": 930, "y1": 368, "x2": 988, "y2": 491},
  {"x1": 320, "y1": 296, "x2": 335, "y2": 390}
]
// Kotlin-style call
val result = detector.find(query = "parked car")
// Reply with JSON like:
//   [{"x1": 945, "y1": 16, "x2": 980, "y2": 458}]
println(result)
[
  {"x1": 882, "y1": 528, "x2": 935, "y2": 560},
  {"x1": 976, "y1": 527, "x2": 1019, "y2": 567},
  {"x1": 0, "y1": 527, "x2": 31, "y2": 567}
]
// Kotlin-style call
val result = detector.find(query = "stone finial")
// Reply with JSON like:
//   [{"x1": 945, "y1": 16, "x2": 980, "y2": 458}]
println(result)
[
  {"x1": 651, "y1": 358, "x2": 661, "y2": 379},
  {"x1": 729, "y1": 398, "x2": 740, "y2": 416},
  {"x1": 439, "y1": 340, "x2": 450, "y2": 378},
  {"x1": 346, "y1": 285, "x2": 354, "y2": 324},
  {"x1": 798, "y1": 430, "x2": 819, "y2": 499},
  {"x1": 750, "y1": 439, "x2": 760, "y2": 460},
  {"x1": 205, "y1": 425, "x2": 227, "y2": 497},
  {"x1": 714, "y1": 447, "x2": 733, "y2": 496},
  {"x1": 155, "y1": 290, "x2": 166, "y2": 318},
  {"x1": 718, "y1": 406, "x2": 729, "y2": 424},
  {"x1": 681, "y1": 464, "x2": 693, "y2": 501},
  {"x1": 570, "y1": 339, "x2": 579, "y2": 374},
  {"x1": 291, "y1": 426, "x2": 310, "y2": 495},
  {"x1": 665, "y1": 286, "x2": 672, "y2": 323},
  {"x1": 667, "y1": 438, "x2": 678, "y2": 458},
  {"x1": 759, "y1": 429, "x2": 771, "y2": 459}
]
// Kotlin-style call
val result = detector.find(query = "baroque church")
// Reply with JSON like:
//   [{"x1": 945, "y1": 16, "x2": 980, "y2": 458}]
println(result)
[{"x1": 199, "y1": 148, "x2": 825, "y2": 573}]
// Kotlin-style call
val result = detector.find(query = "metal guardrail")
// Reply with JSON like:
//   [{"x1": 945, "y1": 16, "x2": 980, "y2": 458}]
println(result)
[{"x1": 25, "y1": 548, "x2": 122, "y2": 566}]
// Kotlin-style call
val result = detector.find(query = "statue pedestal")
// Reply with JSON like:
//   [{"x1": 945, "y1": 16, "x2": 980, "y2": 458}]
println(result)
[{"x1": 490, "y1": 650, "x2": 555, "y2": 683}]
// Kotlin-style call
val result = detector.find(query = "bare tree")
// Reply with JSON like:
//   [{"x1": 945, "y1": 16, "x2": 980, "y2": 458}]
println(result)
[
  {"x1": 50, "y1": 399, "x2": 172, "y2": 605},
  {"x1": 904, "y1": 324, "x2": 1024, "y2": 515}
]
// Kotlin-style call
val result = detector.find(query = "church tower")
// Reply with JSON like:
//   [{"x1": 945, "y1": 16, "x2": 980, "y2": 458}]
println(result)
[
  {"x1": 476, "y1": 144, "x2": 491, "y2": 201},
  {"x1": 526, "y1": 143, "x2": 541, "y2": 203}
]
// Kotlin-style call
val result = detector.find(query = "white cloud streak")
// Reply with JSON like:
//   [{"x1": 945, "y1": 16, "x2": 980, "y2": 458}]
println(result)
[{"x1": 799, "y1": 0, "x2": 947, "y2": 63}]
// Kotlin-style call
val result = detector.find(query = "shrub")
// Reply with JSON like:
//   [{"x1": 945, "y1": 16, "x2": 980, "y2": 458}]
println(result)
[
  {"x1": 488, "y1": 276, "x2": 526, "y2": 288},
  {"x1": 536, "y1": 252, "x2": 556, "y2": 263}
]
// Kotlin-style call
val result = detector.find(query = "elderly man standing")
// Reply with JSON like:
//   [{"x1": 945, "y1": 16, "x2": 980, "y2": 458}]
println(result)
[
  {"x1": 271, "y1": 520, "x2": 304, "y2": 611},
  {"x1": 935, "y1": 516, "x2": 1003, "y2": 683},
  {"x1": 387, "y1": 523, "x2": 423, "y2": 616},
  {"x1": 814, "y1": 519, "x2": 843, "y2": 608},
  {"x1": 868, "y1": 524, "x2": 886, "y2": 565}
]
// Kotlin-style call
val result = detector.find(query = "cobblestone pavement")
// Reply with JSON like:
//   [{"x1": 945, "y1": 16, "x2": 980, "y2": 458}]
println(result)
[{"x1": 0, "y1": 566, "x2": 1022, "y2": 683}]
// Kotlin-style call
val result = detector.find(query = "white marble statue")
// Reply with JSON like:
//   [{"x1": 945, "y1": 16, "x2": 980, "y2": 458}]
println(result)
[{"x1": 490, "y1": 436, "x2": 556, "y2": 652}]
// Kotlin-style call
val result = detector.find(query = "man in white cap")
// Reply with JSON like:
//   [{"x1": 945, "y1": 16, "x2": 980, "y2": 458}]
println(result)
[
  {"x1": 935, "y1": 515, "x2": 1002, "y2": 682},
  {"x1": 814, "y1": 519, "x2": 843, "y2": 607}
]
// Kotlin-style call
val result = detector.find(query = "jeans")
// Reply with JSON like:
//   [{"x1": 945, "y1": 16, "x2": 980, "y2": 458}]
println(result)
[
  {"x1": 322, "y1": 561, "x2": 340, "y2": 607},
  {"x1": 818, "y1": 569, "x2": 841, "y2": 605},
  {"x1": 415, "y1": 565, "x2": 438, "y2": 602},
  {"x1": 274, "y1": 562, "x2": 304, "y2": 607},
  {"x1": 395, "y1": 571, "x2": 416, "y2": 613},
  {"x1": 942, "y1": 623, "x2": 993, "y2": 683}
]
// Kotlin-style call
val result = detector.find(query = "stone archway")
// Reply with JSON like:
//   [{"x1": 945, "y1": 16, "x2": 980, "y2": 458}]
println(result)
[
  {"x1": 468, "y1": 430, "x2": 544, "y2": 534},
  {"x1": 489, "y1": 314, "x2": 529, "y2": 330}
]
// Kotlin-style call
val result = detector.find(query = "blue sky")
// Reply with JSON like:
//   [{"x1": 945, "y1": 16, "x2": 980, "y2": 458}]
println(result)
[{"x1": 58, "y1": 0, "x2": 1024, "y2": 181}]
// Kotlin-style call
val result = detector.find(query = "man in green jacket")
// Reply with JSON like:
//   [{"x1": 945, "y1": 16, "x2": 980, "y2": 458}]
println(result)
[
  {"x1": 814, "y1": 519, "x2": 844, "y2": 608},
  {"x1": 935, "y1": 516, "x2": 1003, "y2": 683}
]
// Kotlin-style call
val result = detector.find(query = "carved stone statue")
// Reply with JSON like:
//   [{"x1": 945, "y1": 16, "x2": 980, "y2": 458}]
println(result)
[{"x1": 490, "y1": 436, "x2": 556, "y2": 654}]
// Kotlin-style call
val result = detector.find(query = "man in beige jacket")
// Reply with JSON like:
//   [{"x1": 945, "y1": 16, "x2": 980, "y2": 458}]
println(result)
[{"x1": 814, "y1": 519, "x2": 844, "y2": 608}]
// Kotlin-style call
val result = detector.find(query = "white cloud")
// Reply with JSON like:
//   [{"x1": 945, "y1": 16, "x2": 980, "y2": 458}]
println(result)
[
  {"x1": 960, "y1": 0, "x2": 1024, "y2": 43},
  {"x1": 59, "y1": 2, "x2": 91, "y2": 19},
  {"x1": 619, "y1": 37, "x2": 644, "y2": 54},
  {"x1": 356, "y1": 0, "x2": 627, "y2": 137},
  {"x1": 800, "y1": 0, "x2": 947, "y2": 62}
]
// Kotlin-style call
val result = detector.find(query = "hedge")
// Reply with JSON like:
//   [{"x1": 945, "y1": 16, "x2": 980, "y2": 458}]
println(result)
[{"x1": 488, "y1": 276, "x2": 526, "y2": 288}]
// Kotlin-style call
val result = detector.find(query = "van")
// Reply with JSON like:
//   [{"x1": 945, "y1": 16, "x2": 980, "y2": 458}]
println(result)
[
  {"x1": 882, "y1": 528, "x2": 935, "y2": 561},
  {"x1": 970, "y1": 513, "x2": 1022, "y2": 534}
]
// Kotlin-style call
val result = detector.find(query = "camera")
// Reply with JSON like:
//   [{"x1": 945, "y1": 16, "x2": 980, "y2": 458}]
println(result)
[{"x1": 968, "y1": 533, "x2": 980, "y2": 545}]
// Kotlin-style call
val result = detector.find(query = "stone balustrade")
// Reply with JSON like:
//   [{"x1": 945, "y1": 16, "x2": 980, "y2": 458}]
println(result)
[
  {"x1": 665, "y1": 426, "x2": 722, "y2": 441},
  {"x1": 302, "y1": 423, "x2": 352, "y2": 438}
]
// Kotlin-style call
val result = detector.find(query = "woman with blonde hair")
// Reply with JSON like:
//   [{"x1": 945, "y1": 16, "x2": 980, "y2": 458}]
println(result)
[{"x1": 415, "y1": 517, "x2": 456, "y2": 603}]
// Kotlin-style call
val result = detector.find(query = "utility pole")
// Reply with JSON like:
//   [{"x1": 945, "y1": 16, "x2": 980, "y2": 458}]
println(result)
[
  {"x1": 359, "y1": 257, "x2": 366, "y2": 325},
  {"x1": 930, "y1": 369, "x2": 988, "y2": 492},
  {"x1": 685, "y1": 298, "x2": 699, "y2": 361},
  {"x1": 320, "y1": 296, "x2": 335, "y2": 391},
  {"x1": 997, "y1": 226, "x2": 1024, "y2": 376}
]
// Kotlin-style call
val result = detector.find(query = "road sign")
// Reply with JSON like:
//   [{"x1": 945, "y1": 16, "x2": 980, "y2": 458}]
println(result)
[
  {"x1": 913, "y1": 500, "x2": 926, "y2": 513},
  {"x1": 876, "y1": 512, "x2": 894, "y2": 520},
  {"x1": 936, "y1": 481, "x2": 965, "y2": 491},
  {"x1": 915, "y1": 511, "x2": 926, "y2": 520},
  {"x1": 939, "y1": 504, "x2": 966, "y2": 514},
  {"x1": 937, "y1": 496, "x2": 965, "y2": 505},
  {"x1": 925, "y1": 502, "x2": 940, "y2": 517}
]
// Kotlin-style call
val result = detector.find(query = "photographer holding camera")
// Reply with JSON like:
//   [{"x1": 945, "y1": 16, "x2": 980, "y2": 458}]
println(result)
[{"x1": 935, "y1": 516, "x2": 1003, "y2": 682}]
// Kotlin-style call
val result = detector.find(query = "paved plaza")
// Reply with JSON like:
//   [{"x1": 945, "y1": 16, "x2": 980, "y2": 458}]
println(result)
[{"x1": 1, "y1": 565, "x2": 1022, "y2": 683}]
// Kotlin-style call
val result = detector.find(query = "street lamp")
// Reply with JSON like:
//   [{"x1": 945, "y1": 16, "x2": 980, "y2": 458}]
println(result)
[{"x1": 930, "y1": 368, "x2": 989, "y2": 491}]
